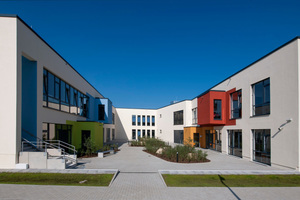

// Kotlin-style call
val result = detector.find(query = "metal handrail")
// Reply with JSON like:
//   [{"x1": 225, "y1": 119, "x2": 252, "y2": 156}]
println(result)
[
  {"x1": 45, "y1": 140, "x2": 77, "y2": 157},
  {"x1": 21, "y1": 129, "x2": 77, "y2": 165}
]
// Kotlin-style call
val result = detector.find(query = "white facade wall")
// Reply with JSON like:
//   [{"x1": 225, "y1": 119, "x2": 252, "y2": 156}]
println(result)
[
  {"x1": 115, "y1": 108, "x2": 157, "y2": 141},
  {"x1": 0, "y1": 17, "x2": 18, "y2": 168},
  {"x1": 156, "y1": 100, "x2": 192, "y2": 143},
  {"x1": 211, "y1": 39, "x2": 299, "y2": 170}
]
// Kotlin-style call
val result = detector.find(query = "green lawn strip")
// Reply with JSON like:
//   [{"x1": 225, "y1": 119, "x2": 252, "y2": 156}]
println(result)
[
  {"x1": 0, "y1": 173, "x2": 114, "y2": 186},
  {"x1": 162, "y1": 174, "x2": 300, "y2": 187}
]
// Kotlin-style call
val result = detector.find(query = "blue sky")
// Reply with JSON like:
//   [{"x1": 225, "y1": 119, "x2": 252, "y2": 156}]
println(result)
[{"x1": 1, "y1": 0, "x2": 300, "y2": 108}]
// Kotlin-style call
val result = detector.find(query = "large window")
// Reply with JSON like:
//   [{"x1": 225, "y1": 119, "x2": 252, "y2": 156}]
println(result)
[
  {"x1": 137, "y1": 115, "x2": 141, "y2": 126},
  {"x1": 214, "y1": 100, "x2": 222, "y2": 120},
  {"x1": 152, "y1": 116, "x2": 155, "y2": 126},
  {"x1": 174, "y1": 130, "x2": 184, "y2": 144},
  {"x1": 228, "y1": 130, "x2": 242, "y2": 158},
  {"x1": 132, "y1": 115, "x2": 136, "y2": 125},
  {"x1": 142, "y1": 115, "x2": 145, "y2": 126},
  {"x1": 43, "y1": 69, "x2": 89, "y2": 117},
  {"x1": 192, "y1": 108, "x2": 197, "y2": 124},
  {"x1": 252, "y1": 78, "x2": 270, "y2": 116},
  {"x1": 253, "y1": 129, "x2": 271, "y2": 165},
  {"x1": 174, "y1": 110, "x2": 184, "y2": 125},
  {"x1": 147, "y1": 116, "x2": 150, "y2": 126},
  {"x1": 231, "y1": 90, "x2": 242, "y2": 119},
  {"x1": 132, "y1": 129, "x2": 136, "y2": 140},
  {"x1": 98, "y1": 105, "x2": 105, "y2": 121}
]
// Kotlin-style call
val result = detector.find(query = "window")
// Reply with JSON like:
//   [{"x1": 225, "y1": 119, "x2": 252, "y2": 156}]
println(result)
[
  {"x1": 147, "y1": 115, "x2": 150, "y2": 126},
  {"x1": 192, "y1": 108, "x2": 197, "y2": 124},
  {"x1": 174, "y1": 110, "x2": 183, "y2": 125},
  {"x1": 231, "y1": 90, "x2": 242, "y2": 119},
  {"x1": 142, "y1": 115, "x2": 145, "y2": 126},
  {"x1": 147, "y1": 130, "x2": 150, "y2": 137},
  {"x1": 137, "y1": 129, "x2": 141, "y2": 138},
  {"x1": 132, "y1": 129, "x2": 136, "y2": 140},
  {"x1": 252, "y1": 78, "x2": 270, "y2": 116},
  {"x1": 132, "y1": 115, "x2": 136, "y2": 126},
  {"x1": 152, "y1": 130, "x2": 155, "y2": 138},
  {"x1": 253, "y1": 129, "x2": 271, "y2": 165},
  {"x1": 152, "y1": 116, "x2": 155, "y2": 126},
  {"x1": 112, "y1": 129, "x2": 115, "y2": 140},
  {"x1": 228, "y1": 130, "x2": 242, "y2": 158},
  {"x1": 43, "y1": 69, "x2": 89, "y2": 117},
  {"x1": 98, "y1": 105, "x2": 105, "y2": 120},
  {"x1": 106, "y1": 128, "x2": 110, "y2": 142},
  {"x1": 112, "y1": 113, "x2": 115, "y2": 124},
  {"x1": 137, "y1": 115, "x2": 141, "y2": 126},
  {"x1": 174, "y1": 130, "x2": 184, "y2": 144},
  {"x1": 214, "y1": 100, "x2": 222, "y2": 120},
  {"x1": 142, "y1": 130, "x2": 145, "y2": 137}
]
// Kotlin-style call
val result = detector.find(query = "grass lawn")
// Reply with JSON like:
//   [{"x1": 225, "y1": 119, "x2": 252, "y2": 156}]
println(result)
[
  {"x1": 0, "y1": 172, "x2": 114, "y2": 186},
  {"x1": 162, "y1": 174, "x2": 300, "y2": 187}
]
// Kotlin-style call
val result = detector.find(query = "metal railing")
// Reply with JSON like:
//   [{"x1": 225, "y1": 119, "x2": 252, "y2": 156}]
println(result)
[{"x1": 21, "y1": 129, "x2": 77, "y2": 165}]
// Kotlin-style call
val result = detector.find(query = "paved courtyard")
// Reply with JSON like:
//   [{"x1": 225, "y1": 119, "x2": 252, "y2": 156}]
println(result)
[{"x1": 1, "y1": 143, "x2": 300, "y2": 200}]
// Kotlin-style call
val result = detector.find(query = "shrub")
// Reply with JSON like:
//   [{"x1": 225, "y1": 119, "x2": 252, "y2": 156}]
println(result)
[
  {"x1": 144, "y1": 138, "x2": 167, "y2": 154},
  {"x1": 83, "y1": 137, "x2": 98, "y2": 156}
]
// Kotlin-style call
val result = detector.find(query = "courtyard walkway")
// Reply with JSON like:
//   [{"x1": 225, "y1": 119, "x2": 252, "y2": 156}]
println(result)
[{"x1": 1, "y1": 143, "x2": 300, "y2": 200}]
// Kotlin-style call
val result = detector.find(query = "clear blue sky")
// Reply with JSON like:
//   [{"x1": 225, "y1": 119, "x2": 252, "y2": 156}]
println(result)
[{"x1": 1, "y1": 0, "x2": 300, "y2": 108}]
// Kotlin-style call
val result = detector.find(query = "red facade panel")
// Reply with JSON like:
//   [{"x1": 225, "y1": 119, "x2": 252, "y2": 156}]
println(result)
[{"x1": 197, "y1": 90, "x2": 236, "y2": 126}]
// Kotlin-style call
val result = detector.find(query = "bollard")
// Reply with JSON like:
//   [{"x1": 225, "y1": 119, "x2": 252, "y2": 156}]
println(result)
[{"x1": 176, "y1": 152, "x2": 178, "y2": 162}]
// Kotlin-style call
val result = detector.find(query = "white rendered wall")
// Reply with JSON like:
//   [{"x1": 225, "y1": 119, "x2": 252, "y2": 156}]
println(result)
[
  {"x1": 156, "y1": 100, "x2": 192, "y2": 143},
  {"x1": 115, "y1": 108, "x2": 157, "y2": 141},
  {"x1": 0, "y1": 17, "x2": 18, "y2": 168},
  {"x1": 212, "y1": 39, "x2": 299, "y2": 170}
]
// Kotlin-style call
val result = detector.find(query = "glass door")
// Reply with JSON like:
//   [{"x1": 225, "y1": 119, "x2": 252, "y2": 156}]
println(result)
[
  {"x1": 193, "y1": 133, "x2": 200, "y2": 147},
  {"x1": 253, "y1": 129, "x2": 271, "y2": 165},
  {"x1": 228, "y1": 130, "x2": 242, "y2": 158}
]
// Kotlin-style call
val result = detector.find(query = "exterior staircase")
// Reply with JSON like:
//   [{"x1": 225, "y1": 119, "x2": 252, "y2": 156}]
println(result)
[{"x1": 19, "y1": 129, "x2": 77, "y2": 169}]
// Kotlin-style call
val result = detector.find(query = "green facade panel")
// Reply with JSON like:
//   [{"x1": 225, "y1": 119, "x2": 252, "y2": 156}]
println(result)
[{"x1": 66, "y1": 120, "x2": 103, "y2": 150}]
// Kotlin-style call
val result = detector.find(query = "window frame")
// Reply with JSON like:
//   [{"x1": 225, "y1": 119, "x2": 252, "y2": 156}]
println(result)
[
  {"x1": 252, "y1": 78, "x2": 270, "y2": 116},
  {"x1": 174, "y1": 110, "x2": 184, "y2": 125},
  {"x1": 230, "y1": 90, "x2": 242, "y2": 119}
]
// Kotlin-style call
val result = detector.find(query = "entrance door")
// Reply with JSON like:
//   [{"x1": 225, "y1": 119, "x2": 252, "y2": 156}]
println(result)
[
  {"x1": 193, "y1": 133, "x2": 200, "y2": 147},
  {"x1": 81, "y1": 130, "x2": 91, "y2": 150}
]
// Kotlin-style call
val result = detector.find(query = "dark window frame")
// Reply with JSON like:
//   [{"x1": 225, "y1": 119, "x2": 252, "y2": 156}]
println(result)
[
  {"x1": 230, "y1": 90, "x2": 242, "y2": 119},
  {"x1": 213, "y1": 100, "x2": 222, "y2": 120},
  {"x1": 174, "y1": 110, "x2": 184, "y2": 125},
  {"x1": 252, "y1": 78, "x2": 270, "y2": 116}
]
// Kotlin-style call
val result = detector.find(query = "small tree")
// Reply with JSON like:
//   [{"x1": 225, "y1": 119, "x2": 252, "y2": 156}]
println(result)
[{"x1": 83, "y1": 137, "x2": 97, "y2": 156}]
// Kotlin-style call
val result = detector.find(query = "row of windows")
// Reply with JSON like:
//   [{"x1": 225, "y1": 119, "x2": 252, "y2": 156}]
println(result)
[
  {"x1": 43, "y1": 69, "x2": 89, "y2": 117},
  {"x1": 132, "y1": 115, "x2": 155, "y2": 126},
  {"x1": 213, "y1": 78, "x2": 270, "y2": 121},
  {"x1": 132, "y1": 129, "x2": 155, "y2": 140}
]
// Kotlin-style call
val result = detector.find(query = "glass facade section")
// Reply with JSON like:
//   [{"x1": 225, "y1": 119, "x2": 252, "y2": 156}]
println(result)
[
  {"x1": 252, "y1": 78, "x2": 270, "y2": 116},
  {"x1": 43, "y1": 69, "x2": 89, "y2": 117}
]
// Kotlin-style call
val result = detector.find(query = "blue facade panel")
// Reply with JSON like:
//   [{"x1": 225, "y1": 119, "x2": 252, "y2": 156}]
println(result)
[
  {"x1": 21, "y1": 56, "x2": 37, "y2": 141},
  {"x1": 87, "y1": 95, "x2": 112, "y2": 124}
]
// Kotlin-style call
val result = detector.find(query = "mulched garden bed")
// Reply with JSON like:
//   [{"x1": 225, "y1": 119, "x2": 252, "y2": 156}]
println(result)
[{"x1": 143, "y1": 150, "x2": 210, "y2": 163}]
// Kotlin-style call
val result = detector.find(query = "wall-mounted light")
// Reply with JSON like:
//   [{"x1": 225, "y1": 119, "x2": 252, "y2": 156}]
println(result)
[{"x1": 286, "y1": 118, "x2": 293, "y2": 123}]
